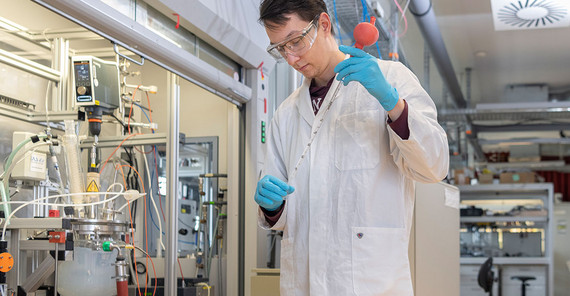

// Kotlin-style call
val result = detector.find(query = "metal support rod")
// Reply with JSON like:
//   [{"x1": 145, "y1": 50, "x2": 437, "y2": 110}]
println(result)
[
  {"x1": 165, "y1": 73, "x2": 180, "y2": 296},
  {"x1": 54, "y1": 242, "x2": 58, "y2": 295},
  {"x1": 52, "y1": 38, "x2": 69, "y2": 112},
  {"x1": 466, "y1": 68, "x2": 472, "y2": 109},
  {"x1": 238, "y1": 106, "x2": 246, "y2": 296},
  {"x1": 0, "y1": 48, "x2": 61, "y2": 83}
]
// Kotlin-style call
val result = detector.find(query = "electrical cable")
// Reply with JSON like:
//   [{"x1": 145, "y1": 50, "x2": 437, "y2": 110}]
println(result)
[
  {"x1": 111, "y1": 113, "x2": 127, "y2": 128},
  {"x1": 127, "y1": 201, "x2": 142, "y2": 296},
  {"x1": 393, "y1": 0, "x2": 409, "y2": 37},
  {"x1": 360, "y1": 0, "x2": 370, "y2": 22},
  {"x1": 400, "y1": 0, "x2": 412, "y2": 23},
  {"x1": 133, "y1": 92, "x2": 155, "y2": 155},
  {"x1": 116, "y1": 162, "x2": 150, "y2": 295},
  {"x1": 333, "y1": 0, "x2": 343, "y2": 45},
  {"x1": 133, "y1": 245, "x2": 157, "y2": 296},
  {"x1": 141, "y1": 145, "x2": 166, "y2": 251},
  {"x1": 376, "y1": 41, "x2": 383, "y2": 59},
  {"x1": 100, "y1": 133, "x2": 143, "y2": 173},
  {"x1": 127, "y1": 84, "x2": 142, "y2": 134}
]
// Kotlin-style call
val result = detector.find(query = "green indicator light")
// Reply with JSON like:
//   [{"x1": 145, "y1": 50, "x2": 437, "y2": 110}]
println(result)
[
  {"x1": 262, "y1": 138, "x2": 266, "y2": 143},
  {"x1": 262, "y1": 132, "x2": 266, "y2": 137},
  {"x1": 262, "y1": 127, "x2": 266, "y2": 132},
  {"x1": 261, "y1": 121, "x2": 266, "y2": 126}
]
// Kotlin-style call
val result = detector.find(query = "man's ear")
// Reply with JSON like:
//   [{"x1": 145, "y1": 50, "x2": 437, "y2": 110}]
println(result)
[{"x1": 319, "y1": 12, "x2": 332, "y2": 35}]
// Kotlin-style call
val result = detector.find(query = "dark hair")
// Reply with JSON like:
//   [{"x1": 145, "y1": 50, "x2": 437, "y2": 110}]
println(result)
[{"x1": 259, "y1": 0, "x2": 332, "y2": 33}]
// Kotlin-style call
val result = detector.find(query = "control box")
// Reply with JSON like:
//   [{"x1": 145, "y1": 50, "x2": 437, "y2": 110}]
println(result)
[
  {"x1": 11, "y1": 132, "x2": 48, "y2": 181},
  {"x1": 71, "y1": 56, "x2": 120, "y2": 109}
]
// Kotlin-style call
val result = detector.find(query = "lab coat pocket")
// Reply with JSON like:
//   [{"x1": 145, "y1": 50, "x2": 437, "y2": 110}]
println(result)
[
  {"x1": 335, "y1": 110, "x2": 381, "y2": 171},
  {"x1": 351, "y1": 227, "x2": 412, "y2": 296},
  {"x1": 279, "y1": 238, "x2": 295, "y2": 293}
]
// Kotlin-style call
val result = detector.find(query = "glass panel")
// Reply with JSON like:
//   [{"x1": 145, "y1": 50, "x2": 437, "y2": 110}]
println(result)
[{"x1": 102, "y1": 0, "x2": 242, "y2": 81}]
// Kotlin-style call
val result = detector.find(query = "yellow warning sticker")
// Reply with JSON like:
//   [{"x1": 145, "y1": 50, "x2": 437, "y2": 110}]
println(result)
[{"x1": 86, "y1": 180, "x2": 99, "y2": 192}]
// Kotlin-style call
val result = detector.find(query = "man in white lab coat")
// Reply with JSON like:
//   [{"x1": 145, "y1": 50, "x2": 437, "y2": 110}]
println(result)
[{"x1": 254, "y1": 0, "x2": 449, "y2": 295}]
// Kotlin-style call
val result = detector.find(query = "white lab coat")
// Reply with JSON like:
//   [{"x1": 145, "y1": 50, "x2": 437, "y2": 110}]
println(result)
[{"x1": 258, "y1": 60, "x2": 449, "y2": 296}]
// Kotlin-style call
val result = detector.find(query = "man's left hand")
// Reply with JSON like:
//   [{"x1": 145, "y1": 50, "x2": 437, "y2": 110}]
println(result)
[{"x1": 334, "y1": 45, "x2": 399, "y2": 111}]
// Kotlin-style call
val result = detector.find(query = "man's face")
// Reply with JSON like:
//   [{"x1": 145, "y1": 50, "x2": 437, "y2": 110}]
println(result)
[{"x1": 265, "y1": 13, "x2": 325, "y2": 78}]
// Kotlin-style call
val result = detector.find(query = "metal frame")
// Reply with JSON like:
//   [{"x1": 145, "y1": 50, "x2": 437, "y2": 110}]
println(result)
[
  {"x1": 80, "y1": 133, "x2": 168, "y2": 148},
  {"x1": 165, "y1": 72, "x2": 180, "y2": 296},
  {"x1": 458, "y1": 183, "x2": 555, "y2": 296},
  {"x1": 0, "y1": 48, "x2": 61, "y2": 82},
  {"x1": 32, "y1": 0, "x2": 252, "y2": 106}
]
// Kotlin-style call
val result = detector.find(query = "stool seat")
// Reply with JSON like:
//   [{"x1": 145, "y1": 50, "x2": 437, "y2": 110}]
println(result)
[
  {"x1": 511, "y1": 276, "x2": 536, "y2": 282},
  {"x1": 511, "y1": 276, "x2": 536, "y2": 296}
]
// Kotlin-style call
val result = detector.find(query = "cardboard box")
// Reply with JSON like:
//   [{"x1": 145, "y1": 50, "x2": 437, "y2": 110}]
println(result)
[
  {"x1": 499, "y1": 172, "x2": 536, "y2": 184},
  {"x1": 454, "y1": 169, "x2": 470, "y2": 185},
  {"x1": 478, "y1": 173, "x2": 494, "y2": 184}
]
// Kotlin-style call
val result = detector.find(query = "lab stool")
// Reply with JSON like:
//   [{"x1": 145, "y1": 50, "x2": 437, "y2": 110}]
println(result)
[{"x1": 510, "y1": 276, "x2": 535, "y2": 296}]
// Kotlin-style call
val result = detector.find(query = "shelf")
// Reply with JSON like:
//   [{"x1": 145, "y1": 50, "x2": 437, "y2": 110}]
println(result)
[
  {"x1": 460, "y1": 216, "x2": 547, "y2": 223},
  {"x1": 458, "y1": 183, "x2": 553, "y2": 194},
  {"x1": 461, "y1": 257, "x2": 550, "y2": 265}
]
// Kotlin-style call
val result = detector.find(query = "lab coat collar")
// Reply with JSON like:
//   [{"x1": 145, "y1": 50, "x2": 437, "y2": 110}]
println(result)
[
  {"x1": 296, "y1": 74, "x2": 343, "y2": 127},
  {"x1": 296, "y1": 78, "x2": 316, "y2": 127}
]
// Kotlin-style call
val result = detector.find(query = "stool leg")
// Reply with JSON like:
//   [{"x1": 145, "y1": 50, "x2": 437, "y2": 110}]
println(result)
[{"x1": 521, "y1": 282, "x2": 526, "y2": 296}]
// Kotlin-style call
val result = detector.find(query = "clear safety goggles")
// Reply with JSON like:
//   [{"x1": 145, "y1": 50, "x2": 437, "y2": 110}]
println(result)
[{"x1": 266, "y1": 15, "x2": 319, "y2": 60}]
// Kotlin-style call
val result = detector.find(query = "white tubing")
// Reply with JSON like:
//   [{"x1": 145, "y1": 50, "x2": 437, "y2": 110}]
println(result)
[
  {"x1": 1, "y1": 191, "x2": 142, "y2": 240},
  {"x1": 141, "y1": 145, "x2": 165, "y2": 252}
]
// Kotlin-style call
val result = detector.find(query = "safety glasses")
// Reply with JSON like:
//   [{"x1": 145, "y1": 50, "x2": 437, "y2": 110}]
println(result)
[{"x1": 267, "y1": 15, "x2": 320, "y2": 61}]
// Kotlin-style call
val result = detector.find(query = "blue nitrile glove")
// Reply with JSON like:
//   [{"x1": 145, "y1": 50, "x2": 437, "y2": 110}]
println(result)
[
  {"x1": 334, "y1": 45, "x2": 399, "y2": 111},
  {"x1": 254, "y1": 175, "x2": 295, "y2": 211}
]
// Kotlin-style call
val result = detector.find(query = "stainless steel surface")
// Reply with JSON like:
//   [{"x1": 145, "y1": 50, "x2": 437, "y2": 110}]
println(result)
[
  {"x1": 0, "y1": 48, "x2": 61, "y2": 83},
  {"x1": 70, "y1": 219, "x2": 128, "y2": 241},
  {"x1": 79, "y1": 133, "x2": 168, "y2": 148},
  {"x1": 165, "y1": 72, "x2": 180, "y2": 295},
  {"x1": 409, "y1": 0, "x2": 467, "y2": 109}
]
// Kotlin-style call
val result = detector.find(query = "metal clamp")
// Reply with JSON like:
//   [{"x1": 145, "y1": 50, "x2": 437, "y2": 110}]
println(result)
[{"x1": 113, "y1": 43, "x2": 145, "y2": 66}]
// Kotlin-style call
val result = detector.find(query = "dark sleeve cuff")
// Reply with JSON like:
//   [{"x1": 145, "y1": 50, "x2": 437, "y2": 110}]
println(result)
[
  {"x1": 261, "y1": 202, "x2": 285, "y2": 227},
  {"x1": 387, "y1": 100, "x2": 410, "y2": 140}
]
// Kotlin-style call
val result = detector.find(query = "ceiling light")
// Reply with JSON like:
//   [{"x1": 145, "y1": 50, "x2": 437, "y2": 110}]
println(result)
[
  {"x1": 490, "y1": 0, "x2": 570, "y2": 31},
  {"x1": 475, "y1": 51, "x2": 487, "y2": 57}
]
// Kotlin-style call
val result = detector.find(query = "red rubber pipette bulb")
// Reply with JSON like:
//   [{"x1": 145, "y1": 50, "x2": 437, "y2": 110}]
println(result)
[{"x1": 353, "y1": 16, "x2": 379, "y2": 49}]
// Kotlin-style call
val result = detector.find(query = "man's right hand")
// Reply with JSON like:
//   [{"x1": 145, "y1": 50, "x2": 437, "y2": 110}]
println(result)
[{"x1": 254, "y1": 175, "x2": 295, "y2": 211}]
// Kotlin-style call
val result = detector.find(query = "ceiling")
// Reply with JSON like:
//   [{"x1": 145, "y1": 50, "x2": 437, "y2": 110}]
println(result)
[{"x1": 429, "y1": 0, "x2": 570, "y2": 105}]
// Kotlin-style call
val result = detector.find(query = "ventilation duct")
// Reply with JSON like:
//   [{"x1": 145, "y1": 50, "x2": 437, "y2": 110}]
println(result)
[{"x1": 491, "y1": 0, "x2": 570, "y2": 31}]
